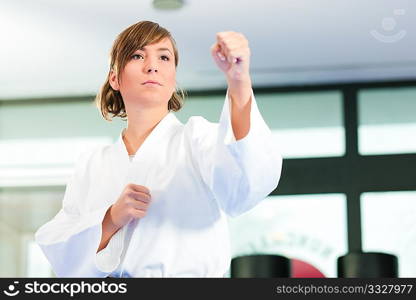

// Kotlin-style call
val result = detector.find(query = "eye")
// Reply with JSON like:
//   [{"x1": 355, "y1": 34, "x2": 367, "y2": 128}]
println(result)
[
  {"x1": 131, "y1": 54, "x2": 143, "y2": 60},
  {"x1": 161, "y1": 55, "x2": 170, "y2": 61}
]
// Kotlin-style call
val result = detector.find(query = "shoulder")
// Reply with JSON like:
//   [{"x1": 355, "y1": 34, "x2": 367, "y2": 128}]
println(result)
[
  {"x1": 73, "y1": 143, "x2": 111, "y2": 174},
  {"x1": 183, "y1": 116, "x2": 219, "y2": 141}
]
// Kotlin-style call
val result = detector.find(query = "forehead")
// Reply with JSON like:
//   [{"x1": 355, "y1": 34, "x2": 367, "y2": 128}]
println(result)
[{"x1": 141, "y1": 37, "x2": 174, "y2": 52}]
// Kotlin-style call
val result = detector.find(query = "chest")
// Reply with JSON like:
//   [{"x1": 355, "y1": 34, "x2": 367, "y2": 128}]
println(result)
[{"x1": 82, "y1": 140, "x2": 219, "y2": 225}]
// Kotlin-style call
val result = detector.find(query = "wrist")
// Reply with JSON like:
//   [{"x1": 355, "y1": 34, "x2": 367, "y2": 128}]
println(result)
[
  {"x1": 227, "y1": 76, "x2": 252, "y2": 94},
  {"x1": 226, "y1": 72, "x2": 251, "y2": 85},
  {"x1": 107, "y1": 205, "x2": 122, "y2": 231}
]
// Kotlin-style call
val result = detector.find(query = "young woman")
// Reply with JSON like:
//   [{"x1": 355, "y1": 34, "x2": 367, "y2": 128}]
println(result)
[{"x1": 35, "y1": 20, "x2": 282, "y2": 277}]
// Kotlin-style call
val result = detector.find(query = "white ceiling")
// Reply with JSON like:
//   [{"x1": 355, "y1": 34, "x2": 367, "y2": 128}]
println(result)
[{"x1": 1, "y1": 0, "x2": 415, "y2": 100}]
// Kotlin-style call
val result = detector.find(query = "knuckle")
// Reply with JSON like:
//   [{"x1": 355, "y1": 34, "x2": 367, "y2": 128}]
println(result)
[
  {"x1": 140, "y1": 186, "x2": 150, "y2": 194},
  {"x1": 135, "y1": 200, "x2": 146, "y2": 208},
  {"x1": 137, "y1": 192, "x2": 150, "y2": 202},
  {"x1": 135, "y1": 210, "x2": 145, "y2": 218},
  {"x1": 142, "y1": 201, "x2": 150, "y2": 208},
  {"x1": 137, "y1": 203, "x2": 144, "y2": 209}
]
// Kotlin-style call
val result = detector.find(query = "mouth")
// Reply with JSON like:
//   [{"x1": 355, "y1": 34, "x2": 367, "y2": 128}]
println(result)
[{"x1": 142, "y1": 80, "x2": 162, "y2": 85}]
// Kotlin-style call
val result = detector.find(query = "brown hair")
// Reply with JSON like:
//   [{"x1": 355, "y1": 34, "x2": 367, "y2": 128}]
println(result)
[{"x1": 95, "y1": 20, "x2": 185, "y2": 122}]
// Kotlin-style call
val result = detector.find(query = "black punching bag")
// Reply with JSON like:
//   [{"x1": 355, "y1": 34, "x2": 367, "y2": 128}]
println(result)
[
  {"x1": 337, "y1": 252, "x2": 398, "y2": 278},
  {"x1": 231, "y1": 255, "x2": 291, "y2": 278}
]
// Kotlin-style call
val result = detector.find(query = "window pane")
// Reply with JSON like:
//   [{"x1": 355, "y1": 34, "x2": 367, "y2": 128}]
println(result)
[
  {"x1": 259, "y1": 92, "x2": 345, "y2": 158},
  {"x1": 176, "y1": 91, "x2": 345, "y2": 158},
  {"x1": 361, "y1": 191, "x2": 416, "y2": 277},
  {"x1": 228, "y1": 194, "x2": 347, "y2": 277},
  {"x1": 0, "y1": 100, "x2": 125, "y2": 139},
  {"x1": 174, "y1": 95, "x2": 224, "y2": 123},
  {"x1": 358, "y1": 87, "x2": 416, "y2": 155},
  {"x1": 0, "y1": 100, "x2": 124, "y2": 187},
  {"x1": 0, "y1": 187, "x2": 62, "y2": 276},
  {"x1": 0, "y1": 137, "x2": 113, "y2": 187}
]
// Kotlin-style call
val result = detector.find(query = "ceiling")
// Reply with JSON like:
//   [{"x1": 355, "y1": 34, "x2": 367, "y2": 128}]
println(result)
[{"x1": 1, "y1": 0, "x2": 415, "y2": 100}]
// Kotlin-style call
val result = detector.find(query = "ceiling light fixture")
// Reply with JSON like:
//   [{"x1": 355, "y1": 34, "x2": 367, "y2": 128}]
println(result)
[{"x1": 152, "y1": 0, "x2": 185, "y2": 10}]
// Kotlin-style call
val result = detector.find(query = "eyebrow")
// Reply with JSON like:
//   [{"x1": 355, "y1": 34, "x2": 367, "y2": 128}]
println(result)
[{"x1": 137, "y1": 47, "x2": 172, "y2": 55}]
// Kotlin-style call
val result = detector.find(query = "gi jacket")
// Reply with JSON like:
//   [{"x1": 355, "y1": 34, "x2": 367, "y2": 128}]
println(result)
[{"x1": 35, "y1": 90, "x2": 282, "y2": 277}]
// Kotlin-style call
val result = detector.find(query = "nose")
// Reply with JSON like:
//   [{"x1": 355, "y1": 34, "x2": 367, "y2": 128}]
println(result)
[{"x1": 143, "y1": 57, "x2": 158, "y2": 73}]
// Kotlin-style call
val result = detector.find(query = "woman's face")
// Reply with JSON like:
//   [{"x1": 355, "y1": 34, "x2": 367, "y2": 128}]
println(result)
[{"x1": 111, "y1": 37, "x2": 176, "y2": 110}]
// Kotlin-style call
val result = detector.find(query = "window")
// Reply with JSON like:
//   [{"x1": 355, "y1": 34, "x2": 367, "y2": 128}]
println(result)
[
  {"x1": 361, "y1": 191, "x2": 416, "y2": 277},
  {"x1": 228, "y1": 194, "x2": 347, "y2": 277},
  {"x1": 176, "y1": 91, "x2": 345, "y2": 158},
  {"x1": 0, "y1": 100, "x2": 118, "y2": 187},
  {"x1": 358, "y1": 87, "x2": 416, "y2": 155}
]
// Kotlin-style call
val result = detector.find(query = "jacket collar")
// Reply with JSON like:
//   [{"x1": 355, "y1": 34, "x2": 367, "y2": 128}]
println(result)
[{"x1": 113, "y1": 112, "x2": 182, "y2": 163}]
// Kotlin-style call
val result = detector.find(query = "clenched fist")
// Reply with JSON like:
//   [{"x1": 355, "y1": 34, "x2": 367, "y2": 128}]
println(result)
[
  {"x1": 98, "y1": 183, "x2": 152, "y2": 252},
  {"x1": 210, "y1": 31, "x2": 251, "y2": 81},
  {"x1": 109, "y1": 183, "x2": 152, "y2": 228}
]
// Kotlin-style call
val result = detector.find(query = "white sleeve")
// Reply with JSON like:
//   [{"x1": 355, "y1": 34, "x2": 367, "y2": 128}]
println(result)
[
  {"x1": 34, "y1": 148, "x2": 119, "y2": 277},
  {"x1": 186, "y1": 89, "x2": 283, "y2": 217},
  {"x1": 95, "y1": 225, "x2": 126, "y2": 273}
]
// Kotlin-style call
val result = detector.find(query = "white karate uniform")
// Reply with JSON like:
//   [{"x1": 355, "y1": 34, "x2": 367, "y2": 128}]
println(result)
[{"x1": 35, "y1": 90, "x2": 282, "y2": 277}]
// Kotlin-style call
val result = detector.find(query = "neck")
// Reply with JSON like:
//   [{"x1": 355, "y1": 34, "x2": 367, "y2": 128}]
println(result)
[{"x1": 123, "y1": 105, "x2": 169, "y2": 155}]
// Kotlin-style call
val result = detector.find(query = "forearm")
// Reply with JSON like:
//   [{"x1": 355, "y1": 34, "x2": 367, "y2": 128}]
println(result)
[
  {"x1": 227, "y1": 76, "x2": 252, "y2": 140},
  {"x1": 97, "y1": 206, "x2": 121, "y2": 253}
]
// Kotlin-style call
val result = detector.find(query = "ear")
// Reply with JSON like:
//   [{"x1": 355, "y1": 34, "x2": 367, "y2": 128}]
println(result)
[{"x1": 109, "y1": 70, "x2": 120, "y2": 91}]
